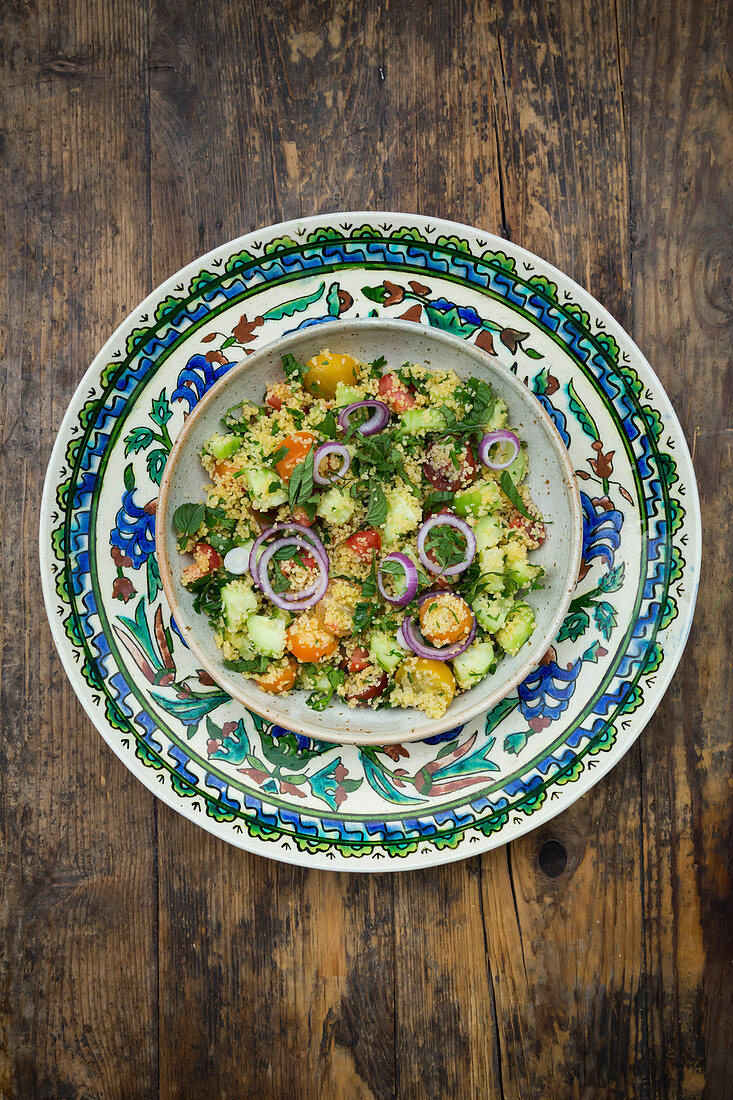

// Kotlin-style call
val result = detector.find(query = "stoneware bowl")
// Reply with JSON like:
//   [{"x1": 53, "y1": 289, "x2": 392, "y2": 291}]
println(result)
[{"x1": 157, "y1": 318, "x2": 582, "y2": 746}]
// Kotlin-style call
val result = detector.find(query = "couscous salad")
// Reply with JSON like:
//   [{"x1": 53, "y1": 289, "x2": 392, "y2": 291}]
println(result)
[{"x1": 173, "y1": 349, "x2": 546, "y2": 719}]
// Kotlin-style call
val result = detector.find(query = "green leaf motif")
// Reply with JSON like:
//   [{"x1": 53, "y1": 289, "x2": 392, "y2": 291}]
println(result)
[
  {"x1": 307, "y1": 227, "x2": 344, "y2": 243},
  {"x1": 188, "y1": 270, "x2": 218, "y2": 296},
  {"x1": 434, "y1": 234, "x2": 471, "y2": 253},
  {"x1": 424, "y1": 304, "x2": 475, "y2": 337},
  {"x1": 597, "y1": 563, "x2": 625, "y2": 593},
  {"x1": 523, "y1": 347, "x2": 544, "y2": 360},
  {"x1": 596, "y1": 332, "x2": 621, "y2": 366},
  {"x1": 224, "y1": 248, "x2": 256, "y2": 273},
  {"x1": 391, "y1": 225, "x2": 428, "y2": 242},
  {"x1": 126, "y1": 327, "x2": 149, "y2": 356},
  {"x1": 124, "y1": 463, "x2": 135, "y2": 493},
  {"x1": 504, "y1": 731, "x2": 529, "y2": 755},
  {"x1": 125, "y1": 426, "x2": 156, "y2": 454},
  {"x1": 566, "y1": 378, "x2": 600, "y2": 442},
  {"x1": 154, "y1": 294, "x2": 185, "y2": 324},
  {"x1": 593, "y1": 600, "x2": 617, "y2": 640},
  {"x1": 360, "y1": 752, "x2": 424, "y2": 805},
  {"x1": 263, "y1": 235, "x2": 297, "y2": 254},
  {"x1": 150, "y1": 391, "x2": 172, "y2": 428},
  {"x1": 581, "y1": 639, "x2": 606, "y2": 663},
  {"x1": 326, "y1": 281, "x2": 341, "y2": 317},
  {"x1": 527, "y1": 274, "x2": 558, "y2": 301},
  {"x1": 146, "y1": 555, "x2": 162, "y2": 602},
  {"x1": 484, "y1": 694, "x2": 520, "y2": 736},
  {"x1": 147, "y1": 449, "x2": 167, "y2": 486},
  {"x1": 556, "y1": 608, "x2": 590, "y2": 642},
  {"x1": 262, "y1": 281, "x2": 325, "y2": 321},
  {"x1": 361, "y1": 284, "x2": 388, "y2": 304},
  {"x1": 481, "y1": 249, "x2": 516, "y2": 272}
]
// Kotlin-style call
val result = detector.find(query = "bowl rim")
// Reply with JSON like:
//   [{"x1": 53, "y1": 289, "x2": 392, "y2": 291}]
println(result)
[{"x1": 157, "y1": 317, "x2": 583, "y2": 745}]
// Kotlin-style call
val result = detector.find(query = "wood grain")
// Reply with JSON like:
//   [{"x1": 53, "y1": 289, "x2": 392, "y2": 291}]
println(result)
[
  {"x1": 0, "y1": 2, "x2": 158, "y2": 1099},
  {"x1": 629, "y1": 1, "x2": 733, "y2": 1096},
  {"x1": 0, "y1": 0, "x2": 729, "y2": 1097}
]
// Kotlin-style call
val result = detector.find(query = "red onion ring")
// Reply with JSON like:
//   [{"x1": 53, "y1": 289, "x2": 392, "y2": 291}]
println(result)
[
  {"x1": 416, "y1": 513, "x2": 476, "y2": 577},
  {"x1": 249, "y1": 522, "x2": 326, "y2": 589},
  {"x1": 257, "y1": 537, "x2": 329, "y2": 610},
  {"x1": 478, "y1": 429, "x2": 520, "y2": 470},
  {"x1": 313, "y1": 442, "x2": 351, "y2": 486},
  {"x1": 377, "y1": 552, "x2": 419, "y2": 607},
  {"x1": 399, "y1": 612, "x2": 477, "y2": 661},
  {"x1": 337, "y1": 400, "x2": 391, "y2": 436}
]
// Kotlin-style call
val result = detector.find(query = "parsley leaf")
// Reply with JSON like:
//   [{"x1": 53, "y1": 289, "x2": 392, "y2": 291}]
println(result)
[
  {"x1": 499, "y1": 470, "x2": 533, "y2": 519},
  {"x1": 437, "y1": 378, "x2": 497, "y2": 438},
  {"x1": 306, "y1": 667, "x2": 345, "y2": 711},
  {"x1": 424, "y1": 523, "x2": 468, "y2": 571},
  {"x1": 352, "y1": 602, "x2": 378, "y2": 634},
  {"x1": 282, "y1": 353, "x2": 305, "y2": 383}
]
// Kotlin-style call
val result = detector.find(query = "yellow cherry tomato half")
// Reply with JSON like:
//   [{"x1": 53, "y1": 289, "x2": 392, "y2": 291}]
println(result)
[
  {"x1": 286, "y1": 616, "x2": 339, "y2": 663},
  {"x1": 253, "y1": 655, "x2": 298, "y2": 694},
  {"x1": 274, "y1": 431, "x2": 317, "y2": 481},
  {"x1": 396, "y1": 657, "x2": 456, "y2": 702},
  {"x1": 419, "y1": 594, "x2": 474, "y2": 646},
  {"x1": 303, "y1": 351, "x2": 359, "y2": 399}
]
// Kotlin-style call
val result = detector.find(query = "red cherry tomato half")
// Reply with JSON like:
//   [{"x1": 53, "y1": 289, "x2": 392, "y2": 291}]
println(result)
[
  {"x1": 347, "y1": 646, "x2": 371, "y2": 674},
  {"x1": 195, "y1": 542, "x2": 222, "y2": 572},
  {"x1": 346, "y1": 671, "x2": 388, "y2": 704},
  {"x1": 509, "y1": 512, "x2": 546, "y2": 545},
  {"x1": 182, "y1": 541, "x2": 223, "y2": 584},
  {"x1": 423, "y1": 442, "x2": 479, "y2": 492},
  {"x1": 265, "y1": 383, "x2": 291, "y2": 411},
  {"x1": 343, "y1": 528, "x2": 382, "y2": 561},
  {"x1": 378, "y1": 372, "x2": 417, "y2": 412}
]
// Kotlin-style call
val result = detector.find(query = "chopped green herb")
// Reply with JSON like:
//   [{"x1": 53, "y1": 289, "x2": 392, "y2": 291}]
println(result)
[
  {"x1": 282, "y1": 353, "x2": 305, "y2": 384},
  {"x1": 173, "y1": 502, "x2": 205, "y2": 549},
  {"x1": 499, "y1": 470, "x2": 533, "y2": 519},
  {"x1": 306, "y1": 667, "x2": 345, "y2": 711},
  {"x1": 365, "y1": 483, "x2": 388, "y2": 526}
]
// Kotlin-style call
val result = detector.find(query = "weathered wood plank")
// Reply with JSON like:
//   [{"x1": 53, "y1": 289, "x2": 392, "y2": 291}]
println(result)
[
  {"x1": 628, "y1": 0, "x2": 732, "y2": 1097},
  {"x1": 148, "y1": 5, "x2": 396, "y2": 1098},
  {"x1": 0, "y1": 2, "x2": 158, "y2": 1098}
]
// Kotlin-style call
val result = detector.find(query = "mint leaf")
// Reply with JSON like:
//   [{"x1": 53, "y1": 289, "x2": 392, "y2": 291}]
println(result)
[
  {"x1": 172, "y1": 502, "x2": 205, "y2": 539},
  {"x1": 288, "y1": 447, "x2": 315, "y2": 510},
  {"x1": 499, "y1": 470, "x2": 533, "y2": 519},
  {"x1": 365, "y1": 483, "x2": 388, "y2": 526}
]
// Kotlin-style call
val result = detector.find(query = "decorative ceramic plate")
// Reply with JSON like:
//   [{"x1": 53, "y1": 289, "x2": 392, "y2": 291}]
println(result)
[{"x1": 40, "y1": 213, "x2": 701, "y2": 871}]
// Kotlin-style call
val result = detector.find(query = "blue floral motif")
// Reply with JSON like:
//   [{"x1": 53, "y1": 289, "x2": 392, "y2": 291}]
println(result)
[
  {"x1": 426, "y1": 298, "x2": 484, "y2": 328},
  {"x1": 518, "y1": 657, "x2": 583, "y2": 725},
  {"x1": 422, "y1": 724, "x2": 465, "y2": 745},
  {"x1": 111, "y1": 486, "x2": 156, "y2": 568},
  {"x1": 581, "y1": 491, "x2": 623, "y2": 569},
  {"x1": 172, "y1": 353, "x2": 233, "y2": 411}
]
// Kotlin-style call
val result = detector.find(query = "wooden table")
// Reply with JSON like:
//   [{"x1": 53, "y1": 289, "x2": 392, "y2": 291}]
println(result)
[{"x1": 2, "y1": 1, "x2": 730, "y2": 1096}]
